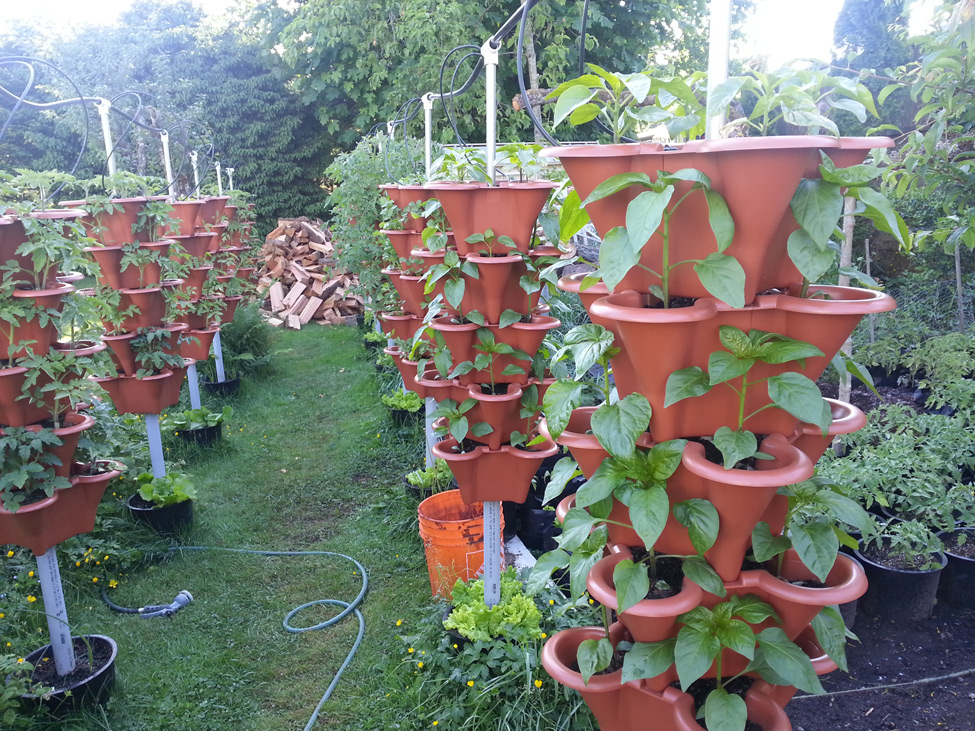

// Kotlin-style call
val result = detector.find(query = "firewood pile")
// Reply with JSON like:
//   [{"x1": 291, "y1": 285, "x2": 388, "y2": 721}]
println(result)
[{"x1": 257, "y1": 218, "x2": 364, "y2": 328}]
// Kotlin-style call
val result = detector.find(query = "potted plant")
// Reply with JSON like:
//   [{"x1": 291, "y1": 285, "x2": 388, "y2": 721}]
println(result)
[
  {"x1": 126, "y1": 471, "x2": 197, "y2": 535},
  {"x1": 381, "y1": 390, "x2": 423, "y2": 426},
  {"x1": 403, "y1": 458, "x2": 455, "y2": 501},
  {"x1": 442, "y1": 567, "x2": 544, "y2": 644},
  {"x1": 164, "y1": 405, "x2": 232, "y2": 447}
]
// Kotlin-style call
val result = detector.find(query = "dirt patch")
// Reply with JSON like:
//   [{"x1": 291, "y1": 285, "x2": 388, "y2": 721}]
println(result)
[
  {"x1": 818, "y1": 382, "x2": 922, "y2": 414},
  {"x1": 787, "y1": 602, "x2": 975, "y2": 731}
]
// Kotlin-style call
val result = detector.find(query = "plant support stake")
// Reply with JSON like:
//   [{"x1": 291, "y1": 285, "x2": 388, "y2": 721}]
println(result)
[
  {"x1": 215, "y1": 161, "x2": 223, "y2": 196},
  {"x1": 160, "y1": 129, "x2": 176, "y2": 203},
  {"x1": 187, "y1": 362, "x2": 202, "y2": 410},
  {"x1": 481, "y1": 38, "x2": 499, "y2": 183},
  {"x1": 96, "y1": 98, "x2": 118, "y2": 178},
  {"x1": 35, "y1": 547, "x2": 76, "y2": 676},
  {"x1": 213, "y1": 330, "x2": 227, "y2": 382},
  {"x1": 145, "y1": 414, "x2": 167, "y2": 479},
  {"x1": 422, "y1": 93, "x2": 436, "y2": 180},
  {"x1": 226, "y1": 166, "x2": 235, "y2": 191},
  {"x1": 483, "y1": 501, "x2": 502, "y2": 606},
  {"x1": 190, "y1": 150, "x2": 200, "y2": 191},
  {"x1": 705, "y1": 0, "x2": 732, "y2": 139},
  {"x1": 424, "y1": 397, "x2": 436, "y2": 468}
]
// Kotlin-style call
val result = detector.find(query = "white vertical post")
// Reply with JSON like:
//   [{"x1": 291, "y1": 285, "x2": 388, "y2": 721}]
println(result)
[
  {"x1": 187, "y1": 362, "x2": 202, "y2": 409},
  {"x1": 226, "y1": 167, "x2": 235, "y2": 191},
  {"x1": 215, "y1": 161, "x2": 223, "y2": 196},
  {"x1": 190, "y1": 151, "x2": 200, "y2": 193},
  {"x1": 483, "y1": 501, "x2": 502, "y2": 607},
  {"x1": 212, "y1": 330, "x2": 227, "y2": 383},
  {"x1": 481, "y1": 39, "x2": 500, "y2": 183},
  {"x1": 35, "y1": 548, "x2": 76, "y2": 677},
  {"x1": 145, "y1": 414, "x2": 166, "y2": 479},
  {"x1": 424, "y1": 397, "x2": 436, "y2": 468},
  {"x1": 96, "y1": 99, "x2": 117, "y2": 178},
  {"x1": 705, "y1": 0, "x2": 733, "y2": 139},
  {"x1": 422, "y1": 93, "x2": 435, "y2": 180},
  {"x1": 160, "y1": 130, "x2": 176, "y2": 202}
]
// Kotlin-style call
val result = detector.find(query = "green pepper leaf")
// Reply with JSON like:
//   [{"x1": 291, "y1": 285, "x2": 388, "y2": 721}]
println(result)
[{"x1": 621, "y1": 638, "x2": 677, "y2": 683}]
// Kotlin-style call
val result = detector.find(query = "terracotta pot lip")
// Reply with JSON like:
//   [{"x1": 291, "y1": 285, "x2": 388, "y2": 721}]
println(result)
[
  {"x1": 56, "y1": 271, "x2": 85, "y2": 283},
  {"x1": 101, "y1": 330, "x2": 137, "y2": 342},
  {"x1": 188, "y1": 265, "x2": 214, "y2": 272},
  {"x1": 94, "y1": 368, "x2": 175, "y2": 384},
  {"x1": 207, "y1": 196, "x2": 231, "y2": 202},
  {"x1": 0, "y1": 492, "x2": 59, "y2": 516},
  {"x1": 379, "y1": 311, "x2": 418, "y2": 321},
  {"x1": 797, "y1": 397, "x2": 866, "y2": 437},
  {"x1": 588, "y1": 549, "x2": 705, "y2": 616},
  {"x1": 557, "y1": 272, "x2": 607, "y2": 295},
  {"x1": 541, "y1": 406, "x2": 654, "y2": 450},
  {"x1": 379, "y1": 183, "x2": 429, "y2": 191},
  {"x1": 380, "y1": 229, "x2": 413, "y2": 236},
  {"x1": 541, "y1": 625, "x2": 625, "y2": 692},
  {"x1": 70, "y1": 461, "x2": 125, "y2": 487},
  {"x1": 0, "y1": 364, "x2": 29, "y2": 376},
  {"x1": 188, "y1": 327, "x2": 220, "y2": 335},
  {"x1": 48, "y1": 411, "x2": 96, "y2": 437},
  {"x1": 84, "y1": 244, "x2": 124, "y2": 253},
  {"x1": 465, "y1": 383, "x2": 524, "y2": 403},
  {"x1": 591, "y1": 290, "x2": 719, "y2": 323},
  {"x1": 425, "y1": 180, "x2": 558, "y2": 191},
  {"x1": 775, "y1": 284, "x2": 897, "y2": 315},
  {"x1": 410, "y1": 247, "x2": 445, "y2": 260},
  {"x1": 161, "y1": 279, "x2": 185, "y2": 288},
  {"x1": 12, "y1": 281, "x2": 75, "y2": 298},
  {"x1": 142, "y1": 240, "x2": 172, "y2": 249},
  {"x1": 510, "y1": 314, "x2": 561, "y2": 331},
  {"x1": 119, "y1": 286, "x2": 163, "y2": 295},
  {"x1": 734, "y1": 550, "x2": 870, "y2": 602},
  {"x1": 681, "y1": 434, "x2": 813, "y2": 486},
  {"x1": 53, "y1": 340, "x2": 108, "y2": 357},
  {"x1": 28, "y1": 209, "x2": 86, "y2": 220},
  {"x1": 464, "y1": 252, "x2": 525, "y2": 264},
  {"x1": 170, "y1": 232, "x2": 216, "y2": 240},
  {"x1": 435, "y1": 435, "x2": 558, "y2": 461},
  {"x1": 61, "y1": 196, "x2": 149, "y2": 207},
  {"x1": 171, "y1": 199, "x2": 202, "y2": 206}
]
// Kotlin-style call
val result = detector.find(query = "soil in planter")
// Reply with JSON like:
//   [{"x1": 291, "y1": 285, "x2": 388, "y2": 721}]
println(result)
[
  {"x1": 691, "y1": 437, "x2": 768, "y2": 471},
  {"x1": 30, "y1": 637, "x2": 113, "y2": 688},
  {"x1": 646, "y1": 296, "x2": 697, "y2": 309},
  {"x1": 679, "y1": 676, "x2": 761, "y2": 730},
  {"x1": 627, "y1": 551, "x2": 684, "y2": 600},
  {"x1": 861, "y1": 542, "x2": 942, "y2": 571},
  {"x1": 818, "y1": 381, "x2": 922, "y2": 415},
  {"x1": 787, "y1": 601, "x2": 975, "y2": 731},
  {"x1": 942, "y1": 530, "x2": 975, "y2": 559}
]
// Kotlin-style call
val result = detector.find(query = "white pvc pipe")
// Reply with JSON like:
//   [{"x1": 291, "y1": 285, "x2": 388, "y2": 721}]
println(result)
[
  {"x1": 35, "y1": 548, "x2": 76, "y2": 677},
  {"x1": 483, "y1": 501, "x2": 502, "y2": 607},
  {"x1": 145, "y1": 414, "x2": 166, "y2": 479},
  {"x1": 190, "y1": 151, "x2": 200, "y2": 192},
  {"x1": 96, "y1": 99, "x2": 117, "y2": 178},
  {"x1": 226, "y1": 167, "x2": 235, "y2": 191},
  {"x1": 705, "y1": 0, "x2": 733, "y2": 140},
  {"x1": 212, "y1": 330, "x2": 227, "y2": 383},
  {"x1": 160, "y1": 130, "x2": 176, "y2": 203},
  {"x1": 215, "y1": 161, "x2": 223, "y2": 196},
  {"x1": 481, "y1": 39, "x2": 500, "y2": 184},
  {"x1": 187, "y1": 362, "x2": 202, "y2": 410},
  {"x1": 424, "y1": 397, "x2": 436, "y2": 468},
  {"x1": 422, "y1": 94, "x2": 435, "y2": 180}
]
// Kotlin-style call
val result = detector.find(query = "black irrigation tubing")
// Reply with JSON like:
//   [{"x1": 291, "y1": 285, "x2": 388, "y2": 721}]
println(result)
[
  {"x1": 516, "y1": 0, "x2": 560, "y2": 146},
  {"x1": 447, "y1": 51, "x2": 484, "y2": 146},
  {"x1": 0, "y1": 56, "x2": 95, "y2": 200},
  {"x1": 106, "y1": 90, "x2": 187, "y2": 196}
]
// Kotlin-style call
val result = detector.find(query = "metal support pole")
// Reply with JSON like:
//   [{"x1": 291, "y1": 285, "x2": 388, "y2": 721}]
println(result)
[
  {"x1": 145, "y1": 414, "x2": 166, "y2": 479},
  {"x1": 212, "y1": 330, "x2": 227, "y2": 383},
  {"x1": 190, "y1": 151, "x2": 200, "y2": 192},
  {"x1": 481, "y1": 39, "x2": 500, "y2": 183},
  {"x1": 422, "y1": 93, "x2": 435, "y2": 180},
  {"x1": 424, "y1": 397, "x2": 436, "y2": 468},
  {"x1": 96, "y1": 99, "x2": 117, "y2": 178},
  {"x1": 705, "y1": 0, "x2": 732, "y2": 139},
  {"x1": 35, "y1": 548, "x2": 76, "y2": 677},
  {"x1": 386, "y1": 121, "x2": 395, "y2": 141},
  {"x1": 160, "y1": 130, "x2": 176, "y2": 202},
  {"x1": 187, "y1": 362, "x2": 202, "y2": 410},
  {"x1": 215, "y1": 161, "x2": 223, "y2": 196},
  {"x1": 226, "y1": 167, "x2": 234, "y2": 191},
  {"x1": 483, "y1": 501, "x2": 502, "y2": 607},
  {"x1": 865, "y1": 238, "x2": 876, "y2": 343}
]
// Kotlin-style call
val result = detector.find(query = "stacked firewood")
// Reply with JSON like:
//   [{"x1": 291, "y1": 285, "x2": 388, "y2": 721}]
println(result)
[{"x1": 257, "y1": 217, "x2": 364, "y2": 328}]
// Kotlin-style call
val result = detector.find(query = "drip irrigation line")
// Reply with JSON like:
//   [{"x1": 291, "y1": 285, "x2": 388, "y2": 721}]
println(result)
[
  {"x1": 447, "y1": 51, "x2": 484, "y2": 146},
  {"x1": 516, "y1": 0, "x2": 559, "y2": 146},
  {"x1": 0, "y1": 56, "x2": 94, "y2": 200},
  {"x1": 791, "y1": 666, "x2": 975, "y2": 700},
  {"x1": 99, "y1": 545, "x2": 367, "y2": 731}
]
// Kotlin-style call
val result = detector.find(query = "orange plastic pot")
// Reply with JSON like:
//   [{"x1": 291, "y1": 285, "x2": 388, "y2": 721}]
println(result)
[
  {"x1": 61, "y1": 197, "x2": 150, "y2": 245},
  {"x1": 218, "y1": 295, "x2": 243, "y2": 324},
  {"x1": 94, "y1": 369, "x2": 183, "y2": 415},
  {"x1": 0, "y1": 282, "x2": 74, "y2": 358},
  {"x1": 176, "y1": 265, "x2": 213, "y2": 300},
  {"x1": 455, "y1": 383, "x2": 526, "y2": 451},
  {"x1": 461, "y1": 254, "x2": 539, "y2": 323},
  {"x1": 102, "y1": 331, "x2": 139, "y2": 376},
  {"x1": 379, "y1": 184, "x2": 435, "y2": 233},
  {"x1": 380, "y1": 230, "x2": 425, "y2": 261},
  {"x1": 169, "y1": 233, "x2": 217, "y2": 260},
  {"x1": 538, "y1": 407, "x2": 653, "y2": 479},
  {"x1": 159, "y1": 200, "x2": 203, "y2": 237},
  {"x1": 588, "y1": 285, "x2": 895, "y2": 440},
  {"x1": 178, "y1": 328, "x2": 217, "y2": 361},
  {"x1": 198, "y1": 196, "x2": 230, "y2": 225},
  {"x1": 0, "y1": 365, "x2": 49, "y2": 426},
  {"x1": 432, "y1": 436, "x2": 558, "y2": 504},
  {"x1": 429, "y1": 182, "x2": 556, "y2": 254},
  {"x1": 378, "y1": 312, "x2": 425, "y2": 342},
  {"x1": 117, "y1": 287, "x2": 167, "y2": 332},
  {"x1": 417, "y1": 489, "x2": 504, "y2": 598}
]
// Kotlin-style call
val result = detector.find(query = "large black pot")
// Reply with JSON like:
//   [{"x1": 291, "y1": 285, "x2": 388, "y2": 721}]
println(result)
[
  {"x1": 126, "y1": 494, "x2": 194, "y2": 535},
  {"x1": 176, "y1": 424, "x2": 222, "y2": 447},
  {"x1": 390, "y1": 408, "x2": 421, "y2": 427},
  {"x1": 22, "y1": 634, "x2": 118, "y2": 714},
  {"x1": 937, "y1": 528, "x2": 975, "y2": 607},
  {"x1": 202, "y1": 377, "x2": 240, "y2": 396},
  {"x1": 854, "y1": 545, "x2": 947, "y2": 621}
]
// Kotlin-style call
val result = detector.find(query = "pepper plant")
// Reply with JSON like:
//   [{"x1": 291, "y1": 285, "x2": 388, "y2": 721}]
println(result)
[{"x1": 665, "y1": 326, "x2": 831, "y2": 468}]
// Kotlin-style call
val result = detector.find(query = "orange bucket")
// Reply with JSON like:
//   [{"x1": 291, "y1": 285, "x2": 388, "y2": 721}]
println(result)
[{"x1": 417, "y1": 489, "x2": 504, "y2": 599}]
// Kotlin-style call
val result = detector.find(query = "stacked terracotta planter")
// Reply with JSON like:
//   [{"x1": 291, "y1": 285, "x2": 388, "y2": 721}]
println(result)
[
  {"x1": 0, "y1": 212, "x2": 122, "y2": 555},
  {"x1": 538, "y1": 137, "x2": 895, "y2": 730},
  {"x1": 379, "y1": 182, "x2": 563, "y2": 505},
  {"x1": 65, "y1": 197, "x2": 193, "y2": 415}
]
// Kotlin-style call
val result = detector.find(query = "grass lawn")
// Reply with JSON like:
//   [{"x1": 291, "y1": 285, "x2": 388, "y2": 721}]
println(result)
[{"x1": 16, "y1": 325, "x2": 435, "y2": 730}]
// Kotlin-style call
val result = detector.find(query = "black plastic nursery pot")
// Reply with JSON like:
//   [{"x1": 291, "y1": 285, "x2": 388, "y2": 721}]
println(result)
[
  {"x1": 402, "y1": 476, "x2": 458, "y2": 502},
  {"x1": 854, "y1": 547, "x2": 947, "y2": 621},
  {"x1": 176, "y1": 424, "x2": 223, "y2": 446},
  {"x1": 390, "y1": 408, "x2": 421, "y2": 427},
  {"x1": 518, "y1": 506, "x2": 561, "y2": 552},
  {"x1": 937, "y1": 528, "x2": 975, "y2": 607},
  {"x1": 126, "y1": 494, "x2": 194, "y2": 535},
  {"x1": 22, "y1": 634, "x2": 118, "y2": 714},
  {"x1": 202, "y1": 377, "x2": 240, "y2": 396}
]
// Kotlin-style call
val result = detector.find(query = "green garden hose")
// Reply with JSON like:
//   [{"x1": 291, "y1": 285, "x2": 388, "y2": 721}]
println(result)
[{"x1": 101, "y1": 545, "x2": 367, "y2": 731}]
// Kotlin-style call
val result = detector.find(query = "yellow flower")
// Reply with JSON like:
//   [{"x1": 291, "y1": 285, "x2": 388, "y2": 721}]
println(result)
[
  {"x1": 5, "y1": 643, "x2": 10, "y2": 647},
  {"x1": 16, "y1": 658, "x2": 24, "y2": 664},
  {"x1": 0, "y1": 613, "x2": 4, "y2": 619},
  {"x1": 467, "y1": 680, "x2": 474, "y2": 687},
  {"x1": 395, "y1": 619, "x2": 402, "y2": 626},
  {"x1": 588, "y1": 598, "x2": 594, "y2": 605},
  {"x1": 452, "y1": 644, "x2": 458, "y2": 649},
  {"x1": 104, "y1": 556, "x2": 109, "y2": 561},
  {"x1": 432, "y1": 723, "x2": 438, "y2": 727},
  {"x1": 92, "y1": 577, "x2": 98, "y2": 583},
  {"x1": 421, "y1": 650, "x2": 426, "y2": 655},
  {"x1": 5, "y1": 550, "x2": 12, "y2": 557},
  {"x1": 417, "y1": 662, "x2": 424, "y2": 668},
  {"x1": 27, "y1": 596, "x2": 36, "y2": 603},
  {"x1": 541, "y1": 633, "x2": 547, "y2": 639},
  {"x1": 27, "y1": 571, "x2": 33, "y2": 578},
  {"x1": 548, "y1": 599, "x2": 554, "y2": 605},
  {"x1": 76, "y1": 562, "x2": 81, "y2": 567},
  {"x1": 534, "y1": 679, "x2": 543, "y2": 688},
  {"x1": 408, "y1": 647, "x2": 414, "y2": 654},
  {"x1": 109, "y1": 580, "x2": 119, "y2": 589}
]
